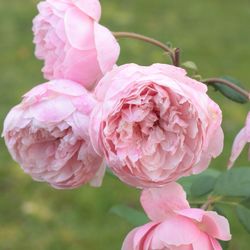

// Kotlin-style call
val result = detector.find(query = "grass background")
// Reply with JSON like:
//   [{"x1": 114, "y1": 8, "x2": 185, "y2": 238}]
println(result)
[{"x1": 0, "y1": 0, "x2": 249, "y2": 249}]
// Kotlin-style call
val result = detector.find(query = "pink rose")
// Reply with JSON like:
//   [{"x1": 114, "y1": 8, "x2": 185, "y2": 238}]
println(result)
[
  {"x1": 2, "y1": 80, "x2": 104, "y2": 189},
  {"x1": 228, "y1": 112, "x2": 250, "y2": 168},
  {"x1": 122, "y1": 183, "x2": 231, "y2": 250},
  {"x1": 32, "y1": 0, "x2": 120, "y2": 90},
  {"x1": 90, "y1": 64, "x2": 224, "y2": 188}
]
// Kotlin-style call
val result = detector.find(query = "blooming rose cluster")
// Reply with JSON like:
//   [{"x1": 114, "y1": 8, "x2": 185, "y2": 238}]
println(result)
[{"x1": 2, "y1": 0, "x2": 239, "y2": 248}]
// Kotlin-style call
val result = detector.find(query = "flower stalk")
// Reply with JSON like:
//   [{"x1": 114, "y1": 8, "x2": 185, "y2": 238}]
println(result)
[
  {"x1": 113, "y1": 31, "x2": 180, "y2": 66},
  {"x1": 114, "y1": 31, "x2": 250, "y2": 102}
]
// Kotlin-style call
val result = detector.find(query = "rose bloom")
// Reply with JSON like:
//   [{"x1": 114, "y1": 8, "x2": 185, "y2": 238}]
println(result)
[
  {"x1": 90, "y1": 64, "x2": 224, "y2": 188},
  {"x1": 122, "y1": 183, "x2": 231, "y2": 250},
  {"x1": 33, "y1": 0, "x2": 120, "y2": 90},
  {"x1": 228, "y1": 112, "x2": 250, "y2": 168},
  {"x1": 2, "y1": 80, "x2": 104, "y2": 189}
]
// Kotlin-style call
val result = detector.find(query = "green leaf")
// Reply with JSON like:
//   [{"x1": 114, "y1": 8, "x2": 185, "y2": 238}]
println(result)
[
  {"x1": 219, "y1": 240, "x2": 230, "y2": 250},
  {"x1": 213, "y1": 76, "x2": 248, "y2": 104},
  {"x1": 241, "y1": 198, "x2": 250, "y2": 209},
  {"x1": 181, "y1": 61, "x2": 198, "y2": 72},
  {"x1": 213, "y1": 203, "x2": 229, "y2": 219},
  {"x1": 110, "y1": 205, "x2": 148, "y2": 226},
  {"x1": 236, "y1": 205, "x2": 250, "y2": 233},
  {"x1": 191, "y1": 175, "x2": 217, "y2": 197},
  {"x1": 214, "y1": 167, "x2": 250, "y2": 197},
  {"x1": 178, "y1": 169, "x2": 220, "y2": 195}
]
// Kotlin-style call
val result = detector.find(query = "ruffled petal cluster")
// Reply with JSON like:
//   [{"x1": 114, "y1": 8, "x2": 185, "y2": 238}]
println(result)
[
  {"x1": 3, "y1": 80, "x2": 104, "y2": 189},
  {"x1": 90, "y1": 64, "x2": 224, "y2": 188}
]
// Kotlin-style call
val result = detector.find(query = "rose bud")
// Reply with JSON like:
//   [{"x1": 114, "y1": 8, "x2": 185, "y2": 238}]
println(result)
[
  {"x1": 2, "y1": 80, "x2": 104, "y2": 189},
  {"x1": 90, "y1": 64, "x2": 224, "y2": 188},
  {"x1": 122, "y1": 183, "x2": 231, "y2": 250},
  {"x1": 32, "y1": 0, "x2": 120, "y2": 90}
]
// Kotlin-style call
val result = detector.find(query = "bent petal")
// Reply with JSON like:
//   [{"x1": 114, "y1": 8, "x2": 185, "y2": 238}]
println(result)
[
  {"x1": 201, "y1": 211, "x2": 231, "y2": 241},
  {"x1": 177, "y1": 209, "x2": 231, "y2": 241}
]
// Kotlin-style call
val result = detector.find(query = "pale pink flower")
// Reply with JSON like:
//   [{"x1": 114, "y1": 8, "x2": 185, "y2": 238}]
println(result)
[
  {"x1": 228, "y1": 112, "x2": 250, "y2": 168},
  {"x1": 122, "y1": 183, "x2": 231, "y2": 250},
  {"x1": 33, "y1": 0, "x2": 120, "y2": 90},
  {"x1": 2, "y1": 80, "x2": 104, "y2": 189},
  {"x1": 90, "y1": 64, "x2": 224, "y2": 188}
]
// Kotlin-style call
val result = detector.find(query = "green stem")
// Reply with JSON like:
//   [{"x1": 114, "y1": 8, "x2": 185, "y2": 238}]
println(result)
[
  {"x1": 113, "y1": 32, "x2": 180, "y2": 66},
  {"x1": 113, "y1": 32, "x2": 249, "y2": 101}
]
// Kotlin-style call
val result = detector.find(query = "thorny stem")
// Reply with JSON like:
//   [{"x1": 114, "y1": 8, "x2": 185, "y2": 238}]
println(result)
[
  {"x1": 113, "y1": 32, "x2": 180, "y2": 66},
  {"x1": 202, "y1": 78, "x2": 250, "y2": 101}
]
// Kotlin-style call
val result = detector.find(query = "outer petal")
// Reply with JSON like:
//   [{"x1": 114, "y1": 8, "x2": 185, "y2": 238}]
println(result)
[
  {"x1": 2, "y1": 106, "x2": 26, "y2": 135},
  {"x1": 64, "y1": 7, "x2": 95, "y2": 50},
  {"x1": 201, "y1": 211, "x2": 231, "y2": 241},
  {"x1": 177, "y1": 209, "x2": 231, "y2": 241},
  {"x1": 63, "y1": 48, "x2": 102, "y2": 90},
  {"x1": 74, "y1": 0, "x2": 101, "y2": 21},
  {"x1": 25, "y1": 95, "x2": 75, "y2": 123},
  {"x1": 210, "y1": 238, "x2": 223, "y2": 250},
  {"x1": 151, "y1": 216, "x2": 200, "y2": 247},
  {"x1": 89, "y1": 104, "x2": 104, "y2": 156},
  {"x1": 140, "y1": 183, "x2": 190, "y2": 221},
  {"x1": 122, "y1": 228, "x2": 138, "y2": 250},
  {"x1": 192, "y1": 233, "x2": 214, "y2": 250},
  {"x1": 94, "y1": 22, "x2": 120, "y2": 74},
  {"x1": 89, "y1": 160, "x2": 106, "y2": 187},
  {"x1": 228, "y1": 128, "x2": 248, "y2": 168},
  {"x1": 228, "y1": 112, "x2": 250, "y2": 168},
  {"x1": 122, "y1": 222, "x2": 158, "y2": 250}
]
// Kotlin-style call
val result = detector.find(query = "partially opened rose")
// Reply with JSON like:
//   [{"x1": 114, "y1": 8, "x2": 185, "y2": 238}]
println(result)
[
  {"x1": 33, "y1": 0, "x2": 120, "y2": 90},
  {"x1": 228, "y1": 111, "x2": 250, "y2": 168},
  {"x1": 90, "y1": 64, "x2": 224, "y2": 188},
  {"x1": 122, "y1": 183, "x2": 231, "y2": 250},
  {"x1": 2, "y1": 80, "x2": 104, "y2": 189}
]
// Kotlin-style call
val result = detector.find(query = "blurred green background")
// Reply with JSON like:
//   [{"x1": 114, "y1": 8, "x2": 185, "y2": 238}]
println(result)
[{"x1": 0, "y1": 0, "x2": 249, "y2": 249}]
